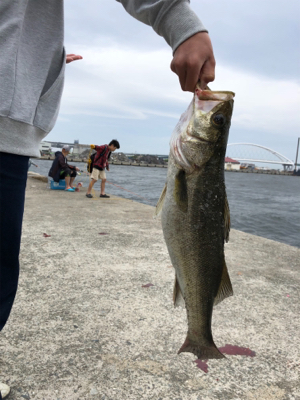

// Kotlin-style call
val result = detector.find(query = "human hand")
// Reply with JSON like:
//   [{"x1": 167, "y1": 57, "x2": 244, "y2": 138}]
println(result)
[
  {"x1": 90, "y1": 145, "x2": 95, "y2": 149},
  {"x1": 76, "y1": 167, "x2": 80, "y2": 171},
  {"x1": 66, "y1": 54, "x2": 83, "y2": 64},
  {"x1": 170, "y1": 32, "x2": 215, "y2": 92}
]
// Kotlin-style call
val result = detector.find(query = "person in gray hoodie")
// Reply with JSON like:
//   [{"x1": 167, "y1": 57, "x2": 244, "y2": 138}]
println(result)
[{"x1": 0, "y1": 1, "x2": 215, "y2": 397}]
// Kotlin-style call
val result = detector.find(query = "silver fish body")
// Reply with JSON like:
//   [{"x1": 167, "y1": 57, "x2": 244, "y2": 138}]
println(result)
[{"x1": 157, "y1": 87, "x2": 235, "y2": 360}]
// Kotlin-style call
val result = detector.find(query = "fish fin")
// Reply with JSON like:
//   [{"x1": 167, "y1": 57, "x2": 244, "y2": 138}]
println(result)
[
  {"x1": 214, "y1": 259, "x2": 233, "y2": 306},
  {"x1": 178, "y1": 337, "x2": 225, "y2": 360},
  {"x1": 174, "y1": 170, "x2": 188, "y2": 213},
  {"x1": 154, "y1": 183, "x2": 167, "y2": 217},
  {"x1": 224, "y1": 193, "x2": 231, "y2": 242},
  {"x1": 173, "y1": 275, "x2": 185, "y2": 307}
]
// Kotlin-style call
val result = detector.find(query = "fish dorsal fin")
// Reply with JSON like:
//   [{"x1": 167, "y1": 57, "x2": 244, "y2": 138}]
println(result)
[
  {"x1": 173, "y1": 274, "x2": 185, "y2": 307},
  {"x1": 154, "y1": 183, "x2": 167, "y2": 218},
  {"x1": 174, "y1": 170, "x2": 188, "y2": 213},
  {"x1": 224, "y1": 193, "x2": 231, "y2": 243},
  {"x1": 214, "y1": 259, "x2": 233, "y2": 306}
]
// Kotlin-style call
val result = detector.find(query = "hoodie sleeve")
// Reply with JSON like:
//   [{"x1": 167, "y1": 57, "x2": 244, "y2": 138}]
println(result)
[{"x1": 116, "y1": 0, "x2": 207, "y2": 53}]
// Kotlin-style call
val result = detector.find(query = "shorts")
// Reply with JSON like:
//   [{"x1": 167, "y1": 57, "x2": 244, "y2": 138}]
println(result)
[
  {"x1": 60, "y1": 168, "x2": 77, "y2": 179},
  {"x1": 91, "y1": 168, "x2": 106, "y2": 181}
]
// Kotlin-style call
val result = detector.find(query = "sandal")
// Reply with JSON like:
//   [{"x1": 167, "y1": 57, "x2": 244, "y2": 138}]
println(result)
[
  {"x1": 100, "y1": 194, "x2": 110, "y2": 198},
  {"x1": 86, "y1": 194, "x2": 93, "y2": 198},
  {"x1": 65, "y1": 188, "x2": 75, "y2": 192}
]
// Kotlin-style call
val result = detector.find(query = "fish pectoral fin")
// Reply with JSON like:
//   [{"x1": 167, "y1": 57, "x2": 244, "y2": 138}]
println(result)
[
  {"x1": 173, "y1": 275, "x2": 185, "y2": 307},
  {"x1": 214, "y1": 259, "x2": 233, "y2": 306},
  {"x1": 174, "y1": 169, "x2": 188, "y2": 213},
  {"x1": 224, "y1": 193, "x2": 231, "y2": 242},
  {"x1": 154, "y1": 183, "x2": 167, "y2": 218}
]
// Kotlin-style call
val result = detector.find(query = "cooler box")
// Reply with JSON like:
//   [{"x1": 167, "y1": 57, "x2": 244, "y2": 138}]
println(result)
[{"x1": 50, "y1": 180, "x2": 66, "y2": 190}]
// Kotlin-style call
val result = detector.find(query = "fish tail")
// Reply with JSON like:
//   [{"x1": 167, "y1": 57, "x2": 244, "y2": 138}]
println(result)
[{"x1": 178, "y1": 337, "x2": 225, "y2": 360}]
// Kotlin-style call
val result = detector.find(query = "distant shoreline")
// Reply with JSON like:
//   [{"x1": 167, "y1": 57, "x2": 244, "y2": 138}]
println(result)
[{"x1": 39, "y1": 156, "x2": 298, "y2": 176}]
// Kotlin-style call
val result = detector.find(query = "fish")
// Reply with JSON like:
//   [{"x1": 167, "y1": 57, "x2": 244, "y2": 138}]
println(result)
[{"x1": 155, "y1": 84, "x2": 235, "y2": 360}]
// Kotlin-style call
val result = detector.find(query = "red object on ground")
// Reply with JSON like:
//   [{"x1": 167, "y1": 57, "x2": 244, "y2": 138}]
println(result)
[
  {"x1": 195, "y1": 344, "x2": 256, "y2": 373},
  {"x1": 218, "y1": 344, "x2": 256, "y2": 357},
  {"x1": 194, "y1": 359, "x2": 209, "y2": 373}
]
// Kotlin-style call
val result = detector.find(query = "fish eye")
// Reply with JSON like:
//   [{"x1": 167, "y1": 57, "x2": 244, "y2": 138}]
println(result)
[{"x1": 212, "y1": 113, "x2": 225, "y2": 127}]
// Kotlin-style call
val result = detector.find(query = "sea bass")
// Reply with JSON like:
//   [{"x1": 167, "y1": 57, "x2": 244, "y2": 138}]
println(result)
[{"x1": 156, "y1": 85, "x2": 235, "y2": 360}]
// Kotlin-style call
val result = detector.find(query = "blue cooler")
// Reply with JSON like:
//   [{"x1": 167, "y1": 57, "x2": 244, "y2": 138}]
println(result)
[{"x1": 50, "y1": 179, "x2": 66, "y2": 190}]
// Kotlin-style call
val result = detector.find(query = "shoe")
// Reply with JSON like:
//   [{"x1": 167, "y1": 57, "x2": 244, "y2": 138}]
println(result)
[
  {"x1": 100, "y1": 194, "x2": 110, "y2": 198},
  {"x1": 86, "y1": 193, "x2": 93, "y2": 198},
  {"x1": 0, "y1": 382, "x2": 10, "y2": 399},
  {"x1": 65, "y1": 188, "x2": 75, "y2": 192}
]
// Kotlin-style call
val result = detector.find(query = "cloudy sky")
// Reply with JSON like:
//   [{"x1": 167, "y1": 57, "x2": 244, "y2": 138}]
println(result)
[{"x1": 48, "y1": 0, "x2": 300, "y2": 163}]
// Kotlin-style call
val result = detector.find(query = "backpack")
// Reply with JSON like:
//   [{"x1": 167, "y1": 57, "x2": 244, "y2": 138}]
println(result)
[
  {"x1": 87, "y1": 152, "x2": 96, "y2": 173},
  {"x1": 87, "y1": 146, "x2": 107, "y2": 173}
]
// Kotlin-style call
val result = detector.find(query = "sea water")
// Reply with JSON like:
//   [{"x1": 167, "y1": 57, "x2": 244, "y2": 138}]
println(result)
[{"x1": 29, "y1": 160, "x2": 300, "y2": 248}]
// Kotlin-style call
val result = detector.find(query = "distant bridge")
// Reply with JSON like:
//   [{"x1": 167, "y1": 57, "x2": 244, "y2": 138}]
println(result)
[{"x1": 226, "y1": 143, "x2": 294, "y2": 171}]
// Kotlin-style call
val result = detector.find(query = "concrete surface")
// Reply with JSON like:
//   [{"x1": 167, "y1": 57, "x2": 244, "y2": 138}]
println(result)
[{"x1": 0, "y1": 175, "x2": 299, "y2": 400}]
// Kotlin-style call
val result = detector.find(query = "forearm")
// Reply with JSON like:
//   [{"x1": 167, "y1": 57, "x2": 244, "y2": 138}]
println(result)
[{"x1": 116, "y1": 0, "x2": 207, "y2": 53}]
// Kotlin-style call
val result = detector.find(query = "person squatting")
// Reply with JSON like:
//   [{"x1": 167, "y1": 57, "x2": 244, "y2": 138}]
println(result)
[{"x1": 48, "y1": 145, "x2": 80, "y2": 192}]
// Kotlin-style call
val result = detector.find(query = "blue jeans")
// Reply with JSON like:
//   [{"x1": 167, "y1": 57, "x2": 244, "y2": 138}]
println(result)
[{"x1": 0, "y1": 152, "x2": 29, "y2": 331}]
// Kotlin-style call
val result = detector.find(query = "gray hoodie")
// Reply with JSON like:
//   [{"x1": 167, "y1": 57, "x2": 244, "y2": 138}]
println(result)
[{"x1": 0, "y1": 0, "x2": 206, "y2": 157}]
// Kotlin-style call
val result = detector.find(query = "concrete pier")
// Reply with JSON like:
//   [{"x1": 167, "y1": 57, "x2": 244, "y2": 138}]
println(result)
[{"x1": 0, "y1": 175, "x2": 299, "y2": 400}]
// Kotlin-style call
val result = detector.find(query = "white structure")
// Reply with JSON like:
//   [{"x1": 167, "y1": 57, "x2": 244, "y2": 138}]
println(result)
[
  {"x1": 227, "y1": 143, "x2": 294, "y2": 171},
  {"x1": 39, "y1": 141, "x2": 52, "y2": 155},
  {"x1": 225, "y1": 157, "x2": 240, "y2": 171}
]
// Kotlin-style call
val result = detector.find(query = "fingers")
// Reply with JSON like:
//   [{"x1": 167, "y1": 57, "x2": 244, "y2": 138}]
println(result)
[
  {"x1": 66, "y1": 54, "x2": 83, "y2": 64},
  {"x1": 199, "y1": 57, "x2": 216, "y2": 89},
  {"x1": 170, "y1": 32, "x2": 215, "y2": 92},
  {"x1": 170, "y1": 58, "x2": 187, "y2": 91}
]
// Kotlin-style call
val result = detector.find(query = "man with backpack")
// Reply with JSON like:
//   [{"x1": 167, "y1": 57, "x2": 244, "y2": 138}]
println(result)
[{"x1": 86, "y1": 140, "x2": 120, "y2": 198}]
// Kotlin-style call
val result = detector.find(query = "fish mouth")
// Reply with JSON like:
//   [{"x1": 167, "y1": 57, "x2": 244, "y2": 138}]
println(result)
[{"x1": 195, "y1": 87, "x2": 235, "y2": 101}]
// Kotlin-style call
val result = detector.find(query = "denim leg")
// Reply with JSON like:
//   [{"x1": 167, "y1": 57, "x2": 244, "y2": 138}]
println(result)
[{"x1": 0, "y1": 152, "x2": 29, "y2": 331}]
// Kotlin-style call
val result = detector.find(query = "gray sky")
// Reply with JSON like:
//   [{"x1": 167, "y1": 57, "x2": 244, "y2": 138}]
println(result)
[{"x1": 48, "y1": 0, "x2": 300, "y2": 163}]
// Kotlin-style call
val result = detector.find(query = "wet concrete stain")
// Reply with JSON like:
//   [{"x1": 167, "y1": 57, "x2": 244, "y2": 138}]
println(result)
[{"x1": 194, "y1": 344, "x2": 256, "y2": 373}]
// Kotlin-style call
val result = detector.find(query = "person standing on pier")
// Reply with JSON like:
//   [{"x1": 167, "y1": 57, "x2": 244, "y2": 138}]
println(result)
[
  {"x1": 86, "y1": 140, "x2": 120, "y2": 198},
  {"x1": 0, "y1": 1, "x2": 215, "y2": 398}
]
